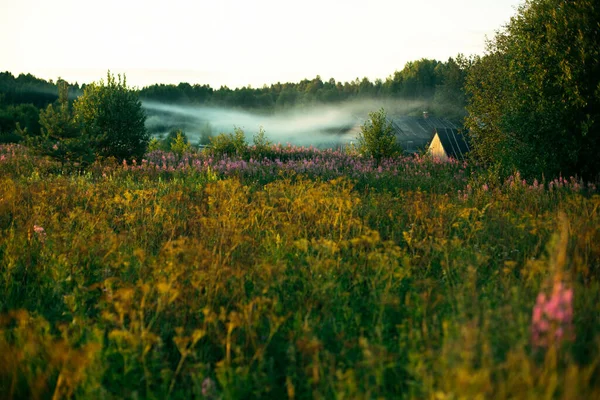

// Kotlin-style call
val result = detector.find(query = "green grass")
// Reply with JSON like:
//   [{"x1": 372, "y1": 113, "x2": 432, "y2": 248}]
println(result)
[{"x1": 1, "y1": 145, "x2": 599, "y2": 399}]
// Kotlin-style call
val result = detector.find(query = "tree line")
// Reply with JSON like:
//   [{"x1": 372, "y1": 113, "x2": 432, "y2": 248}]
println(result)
[
  {"x1": 0, "y1": 56, "x2": 471, "y2": 143},
  {"x1": 138, "y1": 56, "x2": 471, "y2": 115}
]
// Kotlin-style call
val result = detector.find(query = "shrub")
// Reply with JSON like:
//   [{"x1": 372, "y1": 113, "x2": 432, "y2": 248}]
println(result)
[
  {"x1": 169, "y1": 130, "x2": 191, "y2": 155},
  {"x1": 209, "y1": 127, "x2": 248, "y2": 158},
  {"x1": 250, "y1": 126, "x2": 272, "y2": 158},
  {"x1": 74, "y1": 71, "x2": 148, "y2": 161},
  {"x1": 357, "y1": 108, "x2": 401, "y2": 165}
]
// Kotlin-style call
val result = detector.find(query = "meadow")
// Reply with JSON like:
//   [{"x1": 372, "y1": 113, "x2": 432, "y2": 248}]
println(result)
[{"x1": 1, "y1": 143, "x2": 599, "y2": 399}]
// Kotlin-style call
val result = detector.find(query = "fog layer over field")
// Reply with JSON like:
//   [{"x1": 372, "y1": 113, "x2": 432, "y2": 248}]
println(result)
[{"x1": 143, "y1": 99, "x2": 425, "y2": 147}]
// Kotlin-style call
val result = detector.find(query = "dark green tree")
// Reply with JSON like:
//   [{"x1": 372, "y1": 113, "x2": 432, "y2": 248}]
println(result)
[
  {"x1": 431, "y1": 55, "x2": 473, "y2": 122},
  {"x1": 465, "y1": 0, "x2": 600, "y2": 179},
  {"x1": 74, "y1": 71, "x2": 148, "y2": 161},
  {"x1": 33, "y1": 79, "x2": 93, "y2": 166},
  {"x1": 0, "y1": 104, "x2": 40, "y2": 143}
]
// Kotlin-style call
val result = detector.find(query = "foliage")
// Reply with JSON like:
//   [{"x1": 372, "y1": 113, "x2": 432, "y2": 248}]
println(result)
[
  {"x1": 0, "y1": 72, "x2": 81, "y2": 144},
  {"x1": 252, "y1": 126, "x2": 270, "y2": 149},
  {"x1": 357, "y1": 108, "x2": 401, "y2": 165},
  {"x1": 29, "y1": 80, "x2": 94, "y2": 167},
  {"x1": 74, "y1": 71, "x2": 149, "y2": 161},
  {"x1": 135, "y1": 58, "x2": 470, "y2": 113},
  {"x1": 465, "y1": 0, "x2": 600, "y2": 180},
  {"x1": 431, "y1": 54, "x2": 474, "y2": 120},
  {"x1": 2, "y1": 59, "x2": 473, "y2": 143},
  {"x1": 0, "y1": 103, "x2": 40, "y2": 142},
  {"x1": 169, "y1": 130, "x2": 192, "y2": 155},
  {"x1": 1, "y1": 57, "x2": 471, "y2": 115},
  {"x1": 1, "y1": 144, "x2": 600, "y2": 398},
  {"x1": 250, "y1": 126, "x2": 272, "y2": 158},
  {"x1": 0, "y1": 71, "x2": 80, "y2": 108},
  {"x1": 147, "y1": 129, "x2": 193, "y2": 155},
  {"x1": 208, "y1": 127, "x2": 248, "y2": 158},
  {"x1": 0, "y1": 128, "x2": 25, "y2": 145},
  {"x1": 147, "y1": 137, "x2": 162, "y2": 152}
]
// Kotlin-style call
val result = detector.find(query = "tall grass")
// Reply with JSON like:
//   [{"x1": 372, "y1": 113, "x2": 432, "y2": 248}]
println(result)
[{"x1": 1, "y1": 144, "x2": 599, "y2": 399}]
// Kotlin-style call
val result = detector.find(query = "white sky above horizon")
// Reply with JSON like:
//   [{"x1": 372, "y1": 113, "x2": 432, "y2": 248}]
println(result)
[{"x1": 0, "y1": 0, "x2": 523, "y2": 89}]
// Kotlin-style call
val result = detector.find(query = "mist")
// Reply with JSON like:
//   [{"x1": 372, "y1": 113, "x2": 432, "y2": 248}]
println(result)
[{"x1": 142, "y1": 99, "x2": 425, "y2": 148}]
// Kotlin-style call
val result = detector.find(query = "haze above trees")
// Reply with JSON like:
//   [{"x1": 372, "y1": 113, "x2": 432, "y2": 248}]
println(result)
[{"x1": 0, "y1": 56, "x2": 470, "y2": 138}]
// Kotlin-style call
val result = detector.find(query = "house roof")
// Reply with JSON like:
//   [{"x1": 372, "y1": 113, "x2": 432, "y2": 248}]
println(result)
[
  {"x1": 389, "y1": 116, "x2": 460, "y2": 153},
  {"x1": 344, "y1": 114, "x2": 463, "y2": 154},
  {"x1": 389, "y1": 115, "x2": 458, "y2": 140},
  {"x1": 434, "y1": 127, "x2": 470, "y2": 160}
]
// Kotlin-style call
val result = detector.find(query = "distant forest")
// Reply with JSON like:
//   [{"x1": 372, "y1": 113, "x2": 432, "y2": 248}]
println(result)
[{"x1": 0, "y1": 56, "x2": 471, "y2": 140}]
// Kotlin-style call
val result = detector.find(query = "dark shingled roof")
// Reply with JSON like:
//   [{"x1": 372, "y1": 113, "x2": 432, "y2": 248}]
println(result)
[
  {"x1": 434, "y1": 128, "x2": 470, "y2": 160},
  {"x1": 344, "y1": 115, "x2": 465, "y2": 154},
  {"x1": 389, "y1": 116, "x2": 459, "y2": 153}
]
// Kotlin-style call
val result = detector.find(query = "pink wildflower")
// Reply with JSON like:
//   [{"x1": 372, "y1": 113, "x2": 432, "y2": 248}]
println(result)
[
  {"x1": 33, "y1": 225, "x2": 46, "y2": 243},
  {"x1": 531, "y1": 280, "x2": 575, "y2": 348}
]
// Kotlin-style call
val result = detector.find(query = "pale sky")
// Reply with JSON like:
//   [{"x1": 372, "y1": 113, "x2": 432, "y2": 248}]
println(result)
[{"x1": 0, "y1": 0, "x2": 523, "y2": 89}]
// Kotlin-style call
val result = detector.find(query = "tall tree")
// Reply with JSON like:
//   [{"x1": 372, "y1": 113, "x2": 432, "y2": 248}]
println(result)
[
  {"x1": 432, "y1": 55, "x2": 473, "y2": 122},
  {"x1": 34, "y1": 79, "x2": 93, "y2": 166},
  {"x1": 465, "y1": 0, "x2": 600, "y2": 179}
]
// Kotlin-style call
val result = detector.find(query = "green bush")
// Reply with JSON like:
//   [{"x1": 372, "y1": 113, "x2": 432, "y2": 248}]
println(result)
[
  {"x1": 357, "y1": 108, "x2": 401, "y2": 165},
  {"x1": 209, "y1": 127, "x2": 248, "y2": 158},
  {"x1": 74, "y1": 71, "x2": 148, "y2": 161},
  {"x1": 251, "y1": 126, "x2": 272, "y2": 158},
  {"x1": 169, "y1": 130, "x2": 192, "y2": 155}
]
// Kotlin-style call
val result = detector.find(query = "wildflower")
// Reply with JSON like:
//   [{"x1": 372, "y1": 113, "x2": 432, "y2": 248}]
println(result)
[
  {"x1": 531, "y1": 279, "x2": 575, "y2": 348},
  {"x1": 33, "y1": 224, "x2": 47, "y2": 243},
  {"x1": 202, "y1": 377, "x2": 218, "y2": 399}
]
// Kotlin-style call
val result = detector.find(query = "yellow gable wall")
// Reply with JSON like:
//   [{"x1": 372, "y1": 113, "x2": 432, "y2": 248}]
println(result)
[{"x1": 428, "y1": 133, "x2": 448, "y2": 160}]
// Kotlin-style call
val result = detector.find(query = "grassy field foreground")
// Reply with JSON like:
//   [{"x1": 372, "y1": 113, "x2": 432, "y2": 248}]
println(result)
[{"x1": 1, "y1": 144, "x2": 600, "y2": 399}]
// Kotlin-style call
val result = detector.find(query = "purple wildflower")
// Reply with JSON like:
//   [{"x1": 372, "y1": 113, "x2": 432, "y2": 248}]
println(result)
[{"x1": 531, "y1": 279, "x2": 575, "y2": 348}]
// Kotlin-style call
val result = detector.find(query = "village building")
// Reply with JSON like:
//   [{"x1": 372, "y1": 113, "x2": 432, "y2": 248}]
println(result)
[
  {"x1": 344, "y1": 111, "x2": 467, "y2": 157},
  {"x1": 427, "y1": 127, "x2": 470, "y2": 161}
]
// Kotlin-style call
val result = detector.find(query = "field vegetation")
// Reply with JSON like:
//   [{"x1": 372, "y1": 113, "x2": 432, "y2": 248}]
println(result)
[
  {"x1": 1, "y1": 142, "x2": 599, "y2": 399},
  {"x1": 1, "y1": 1, "x2": 599, "y2": 398}
]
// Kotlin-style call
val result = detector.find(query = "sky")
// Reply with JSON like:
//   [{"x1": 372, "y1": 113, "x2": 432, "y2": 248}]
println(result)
[{"x1": 0, "y1": 0, "x2": 523, "y2": 89}]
